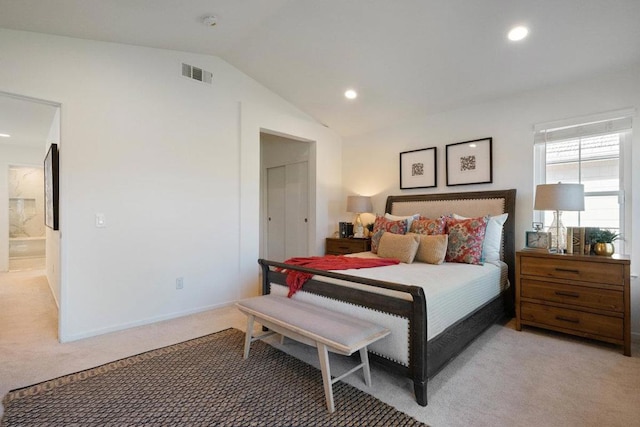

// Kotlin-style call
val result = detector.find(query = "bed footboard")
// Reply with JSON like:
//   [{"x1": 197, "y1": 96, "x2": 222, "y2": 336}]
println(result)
[
  {"x1": 258, "y1": 258, "x2": 429, "y2": 405},
  {"x1": 258, "y1": 258, "x2": 509, "y2": 406}
]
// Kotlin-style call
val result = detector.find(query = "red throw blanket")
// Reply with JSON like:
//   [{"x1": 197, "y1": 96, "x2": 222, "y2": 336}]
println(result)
[{"x1": 278, "y1": 255, "x2": 400, "y2": 297}]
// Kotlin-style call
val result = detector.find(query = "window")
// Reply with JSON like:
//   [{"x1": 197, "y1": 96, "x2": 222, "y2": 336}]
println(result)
[{"x1": 534, "y1": 112, "x2": 632, "y2": 253}]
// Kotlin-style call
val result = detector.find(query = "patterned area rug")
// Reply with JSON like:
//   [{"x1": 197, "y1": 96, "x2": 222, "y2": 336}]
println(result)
[{"x1": 1, "y1": 328, "x2": 426, "y2": 426}]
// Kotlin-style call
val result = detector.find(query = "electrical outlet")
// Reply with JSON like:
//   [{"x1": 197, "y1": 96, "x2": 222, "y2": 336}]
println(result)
[{"x1": 176, "y1": 277, "x2": 184, "y2": 290}]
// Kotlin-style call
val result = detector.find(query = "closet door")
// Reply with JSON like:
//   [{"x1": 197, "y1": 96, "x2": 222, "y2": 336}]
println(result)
[
  {"x1": 285, "y1": 161, "x2": 308, "y2": 259},
  {"x1": 266, "y1": 162, "x2": 309, "y2": 262},
  {"x1": 266, "y1": 166, "x2": 286, "y2": 261}
]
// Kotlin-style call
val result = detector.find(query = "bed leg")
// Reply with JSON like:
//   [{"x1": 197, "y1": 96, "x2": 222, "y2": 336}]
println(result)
[{"x1": 414, "y1": 380, "x2": 428, "y2": 406}]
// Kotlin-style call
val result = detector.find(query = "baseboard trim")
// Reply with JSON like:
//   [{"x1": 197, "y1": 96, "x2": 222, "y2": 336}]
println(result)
[{"x1": 59, "y1": 301, "x2": 235, "y2": 343}]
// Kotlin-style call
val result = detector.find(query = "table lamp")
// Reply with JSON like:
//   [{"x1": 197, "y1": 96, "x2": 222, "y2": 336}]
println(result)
[
  {"x1": 346, "y1": 195, "x2": 372, "y2": 238},
  {"x1": 534, "y1": 183, "x2": 585, "y2": 253}
]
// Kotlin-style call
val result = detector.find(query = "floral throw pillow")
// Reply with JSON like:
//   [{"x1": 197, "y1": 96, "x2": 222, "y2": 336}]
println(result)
[
  {"x1": 445, "y1": 216, "x2": 488, "y2": 265},
  {"x1": 371, "y1": 216, "x2": 408, "y2": 253},
  {"x1": 409, "y1": 217, "x2": 446, "y2": 235}
]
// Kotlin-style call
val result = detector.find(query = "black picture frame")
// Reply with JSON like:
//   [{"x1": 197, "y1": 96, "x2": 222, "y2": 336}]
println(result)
[
  {"x1": 44, "y1": 143, "x2": 59, "y2": 230},
  {"x1": 446, "y1": 137, "x2": 492, "y2": 186},
  {"x1": 399, "y1": 147, "x2": 437, "y2": 189}
]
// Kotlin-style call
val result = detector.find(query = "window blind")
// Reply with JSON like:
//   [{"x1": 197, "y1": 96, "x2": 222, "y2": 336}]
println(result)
[{"x1": 534, "y1": 116, "x2": 632, "y2": 144}]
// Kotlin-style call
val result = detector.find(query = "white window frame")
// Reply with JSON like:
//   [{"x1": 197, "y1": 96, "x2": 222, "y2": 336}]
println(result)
[{"x1": 533, "y1": 110, "x2": 633, "y2": 254}]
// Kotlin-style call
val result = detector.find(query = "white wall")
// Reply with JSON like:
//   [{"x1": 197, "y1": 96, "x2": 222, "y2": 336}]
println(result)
[
  {"x1": 343, "y1": 64, "x2": 640, "y2": 335},
  {"x1": 240, "y1": 103, "x2": 343, "y2": 298},
  {"x1": 0, "y1": 29, "x2": 341, "y2": 341}
]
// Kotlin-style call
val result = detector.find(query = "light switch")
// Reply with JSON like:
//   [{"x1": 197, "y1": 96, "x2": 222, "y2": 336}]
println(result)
[{"x1": 95, "y1": 213, "x2": 106, "y2": 228}]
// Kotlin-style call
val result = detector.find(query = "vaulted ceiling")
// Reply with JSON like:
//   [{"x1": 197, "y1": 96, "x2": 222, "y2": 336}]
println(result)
[{"x1": 1, "y1": 0, "x2": 639, "y2": 138}]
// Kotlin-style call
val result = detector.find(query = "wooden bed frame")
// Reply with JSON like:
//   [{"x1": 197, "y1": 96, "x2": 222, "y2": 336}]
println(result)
[{"x1": 258, "y1": 189, "x2": 516, "y2": 406}]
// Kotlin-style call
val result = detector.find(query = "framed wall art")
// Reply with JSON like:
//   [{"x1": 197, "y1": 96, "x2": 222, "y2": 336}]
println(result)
[
  {"x1": 44, "y1": 143, "x2": 59, "y2": 230},
  {"x1": 446, "y1": 137, "x2": 492, "y2": 186},
  {"x1": 400, "y1": 147, "x2": 437, "y2": 189}
]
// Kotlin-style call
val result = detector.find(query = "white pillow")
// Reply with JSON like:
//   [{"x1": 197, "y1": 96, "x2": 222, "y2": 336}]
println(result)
[
  {"x1": 385, "y1": 213, "x2": 420, "y2": 231},
  {"x1": 452, "y1": 213, "x2": 508, "y2": 262}
]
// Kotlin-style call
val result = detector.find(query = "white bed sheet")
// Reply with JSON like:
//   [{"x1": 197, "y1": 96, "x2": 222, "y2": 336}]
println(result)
[{"x1": 269, "y1": 252, "x2": 508, "y2": 366}]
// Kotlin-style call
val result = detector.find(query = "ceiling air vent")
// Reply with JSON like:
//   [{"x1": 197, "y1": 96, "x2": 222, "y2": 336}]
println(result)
[{"x1": 181, "y1": 63, "x2": 213, "y2": 84}]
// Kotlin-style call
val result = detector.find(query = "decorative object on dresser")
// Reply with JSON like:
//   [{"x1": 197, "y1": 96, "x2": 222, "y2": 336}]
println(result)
[
  {"x1": 346, "y1": 195, "x2": 372, "y2": 238},
  {"x1": 515, "y1": 250, "x2": 631, "y2": 356},
  {"x1": 589, "y1": 229, "x2": 621, "y2": 256},
  {"x1": 325, "y1": 237, "x2": 371, "y2": 255},
  {"x1": 524, "y1": 230, "x2": 552, "y2": 251},
  {"x1": 445, "y1": 137, "x2": 492, "y2": 186},
  {"x1": 399, "y1": 147, "x2": 437, "y2": 189},
  {"x1": 533, "y1": 183, "x2": 585, "y2": 253}
]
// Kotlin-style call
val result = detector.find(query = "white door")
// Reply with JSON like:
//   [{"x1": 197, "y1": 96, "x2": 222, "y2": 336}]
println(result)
[
  {"x1": 266, "y1": 162, "x2": 309, "y2": 262},
  {"x1": 285, "y1": 161, "x2": 308, "y2": 259},
  {"x1": 267, "y1": 166, "x2": 286, "y2": 261}
]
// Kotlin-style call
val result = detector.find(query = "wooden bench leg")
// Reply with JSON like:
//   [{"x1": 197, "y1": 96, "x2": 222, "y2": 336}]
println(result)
[
  {"x1": 317, "y1": 343, "x2": 335, "y2": 413},
  {"x1": 359, "y1": 346, "x2": 372, "y2": 387},
  {"x1": 243, "y1": 314, "x2": 255, "y2": 359}
]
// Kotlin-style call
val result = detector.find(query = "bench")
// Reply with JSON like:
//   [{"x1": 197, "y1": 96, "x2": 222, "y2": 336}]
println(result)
[{"x1": 236, "y1": 294, "x2": 390, "y2": 413}]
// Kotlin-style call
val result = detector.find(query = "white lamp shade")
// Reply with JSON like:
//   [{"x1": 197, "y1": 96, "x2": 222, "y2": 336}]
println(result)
[
  {"x1": 534, "y1": 183, "x2": 585, "y2": 212},
  {"x1": 346, "y1": 195, "x2": 372, "y2": 213}
]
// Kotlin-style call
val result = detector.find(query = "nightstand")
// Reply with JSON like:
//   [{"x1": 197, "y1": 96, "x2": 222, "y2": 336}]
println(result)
[
  {"x1": 516, "y1": 250, "x2": 631, "y2": 356},
  {"x1": 325, "y1": 238, "x2": 371, "y2": 255}
]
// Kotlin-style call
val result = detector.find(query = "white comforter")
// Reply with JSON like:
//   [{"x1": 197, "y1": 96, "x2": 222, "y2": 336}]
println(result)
[{"x1": 270, "y1": 252, "x2": 508, "y2": 366}]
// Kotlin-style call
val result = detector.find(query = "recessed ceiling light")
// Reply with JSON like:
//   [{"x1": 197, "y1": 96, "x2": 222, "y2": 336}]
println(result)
[
  {"x1": 344, "y1": 89, "x2": 357, "y2": 100},
  {"x1": 0, "y1": 133, "x2": 10, "y2": 138},
  {"x1": 508, "y1": 26, "x2": 529, "y2": 41}
]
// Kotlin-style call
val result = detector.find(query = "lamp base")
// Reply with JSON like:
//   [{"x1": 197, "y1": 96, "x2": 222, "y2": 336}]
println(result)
[
  {"x1": 549, "y1": 210, "x2": 566, "y2": 253},
  {"x1": 353, "y1": 214, "x2": 364, "y2": 238}
]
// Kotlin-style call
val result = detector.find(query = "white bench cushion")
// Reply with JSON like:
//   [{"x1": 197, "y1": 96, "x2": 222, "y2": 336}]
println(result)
[{"x1": 237, "y1": 295, "x2": 388, "y2": 355}]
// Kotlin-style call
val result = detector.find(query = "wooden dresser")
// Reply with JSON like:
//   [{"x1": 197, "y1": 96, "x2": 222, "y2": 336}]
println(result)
[
  {"x1": 516, "y1": 250, "x2": 631, "y2": 356},
  {"x1": 325, "y1": 238, "x2": 371, "y2": 255}
]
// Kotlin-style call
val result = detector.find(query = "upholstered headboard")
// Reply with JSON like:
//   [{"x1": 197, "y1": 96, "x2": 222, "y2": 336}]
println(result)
[{"x1": 385, "y1": 189, "x2": 517, "y2": 289}]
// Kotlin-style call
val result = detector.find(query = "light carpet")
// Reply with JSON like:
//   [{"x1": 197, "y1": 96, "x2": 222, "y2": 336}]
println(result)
[{"x1": 1, "y1": 271, "x2": 639, "y2": 426}]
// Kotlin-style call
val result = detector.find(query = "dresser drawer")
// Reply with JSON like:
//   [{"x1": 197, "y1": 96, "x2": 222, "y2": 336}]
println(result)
[
  {"x1": 520, "y1": 279, "x2": 624, "y2": 312},
  {"x1": 325, "y1": 238, "x2": 370, "y2": 255},
  {"x1": 521, "y1": 302, "x2": 623, "y2": 340},
  {"x1": 519, "y1": 256, "x2": 624, "y2": 286}
]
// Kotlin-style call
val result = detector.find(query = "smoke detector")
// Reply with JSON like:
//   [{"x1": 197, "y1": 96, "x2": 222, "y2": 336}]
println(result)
[{"x1": 202, "y1": 15, "x2": 217, "y2": 27}]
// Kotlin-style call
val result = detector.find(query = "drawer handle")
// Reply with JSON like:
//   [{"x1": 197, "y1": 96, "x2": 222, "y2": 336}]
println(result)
[
  {"x1": 338, "y1": 246, "x2": 350, "y2": 250},
  {"x1": 555, "y1": 268, "x2": 580, "y2": 274},
  {"x1": 555, "y1": 315, "x2": 580, "y2": 324},
  {"x1": 554, "y1": 291, "x2": 580, "y2": 298}
]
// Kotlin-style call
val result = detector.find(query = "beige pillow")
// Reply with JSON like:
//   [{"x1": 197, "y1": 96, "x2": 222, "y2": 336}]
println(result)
[
  {"x1": 412, "y1": 233, "x2": 448, "y2": 265},
  {"x1": 377, "y1": 232, "x2": 419, "y2": 264}
]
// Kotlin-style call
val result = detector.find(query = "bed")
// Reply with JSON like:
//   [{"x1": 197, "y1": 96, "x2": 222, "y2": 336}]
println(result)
[{"x1": 258, "y1": 189, "x2": 516, "y2": 406}]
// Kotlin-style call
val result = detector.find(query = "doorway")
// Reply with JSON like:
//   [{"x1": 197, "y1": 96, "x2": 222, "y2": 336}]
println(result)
[
  {"x1": 261, "y1": 133, "x2": 311, "y2": 262},
  {"x1": 0, "y1": 93, "x2": 59, "y2": 273},
  {"x1": 0, "y1": 91, "x2": 61, "y2": 341},
  {"x1": 8, "y1": 165, "x2": 46, "y2": 271}
]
